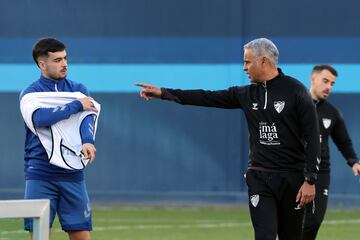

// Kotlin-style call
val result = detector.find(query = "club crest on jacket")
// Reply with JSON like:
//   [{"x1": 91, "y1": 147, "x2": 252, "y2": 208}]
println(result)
[
  {"x1": 274, "y1": 101, "x2": 285, "y2": 113},
  {"x1": 322, "y1": 118, "x2": 331, "y2": 129}
]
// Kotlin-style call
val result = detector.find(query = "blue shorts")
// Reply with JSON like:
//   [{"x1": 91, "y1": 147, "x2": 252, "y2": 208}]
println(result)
[{"x1": 24, "y1": 179, "x2": 92, "y2": 232}]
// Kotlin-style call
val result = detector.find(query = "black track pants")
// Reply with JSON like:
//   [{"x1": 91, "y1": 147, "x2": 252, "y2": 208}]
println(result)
[
  {"x1": 302, "y1": 173, "x2": 330, "y2": 240},
  {"x1": 246, "y1": 169, "x2": 305, "y2": 240}
]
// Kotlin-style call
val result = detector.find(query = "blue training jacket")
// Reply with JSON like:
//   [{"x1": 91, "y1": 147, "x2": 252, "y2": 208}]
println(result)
[{"x1": 19, "y1": 75, "x2": 95, "y2": 181}]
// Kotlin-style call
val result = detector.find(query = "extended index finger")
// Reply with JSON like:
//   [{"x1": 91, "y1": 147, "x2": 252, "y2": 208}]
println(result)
[{"x1": 135, "y1": 83, "x2": 149, "y2": 88}]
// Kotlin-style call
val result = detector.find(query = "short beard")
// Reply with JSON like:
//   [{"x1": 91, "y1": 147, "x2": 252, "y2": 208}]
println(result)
[{"x1": 48, "y1": 74, "x2": 66, "y2": 80}]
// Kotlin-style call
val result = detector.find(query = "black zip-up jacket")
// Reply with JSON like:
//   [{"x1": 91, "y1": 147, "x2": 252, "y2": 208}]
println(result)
[
  {"x1": 315, "y1": 99, "x2": 358, "y2": 173},
  {"x1": 161, "y1": 69, "x2": 320, "y2": 175}
]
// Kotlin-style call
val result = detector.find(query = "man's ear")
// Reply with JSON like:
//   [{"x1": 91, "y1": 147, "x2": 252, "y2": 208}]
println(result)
[
  {"x1": 261, "y1": 57, "x2": 268, "y2": 63},
  {"x1": 310, "y1": 73, "x2": 316, "y2": 84},
  {"x1": 37, "y1": 59, "x2": 46, "y2": 70},
  {"x1": 261, "y1": 56, "x2": 268, "y2": 65}
]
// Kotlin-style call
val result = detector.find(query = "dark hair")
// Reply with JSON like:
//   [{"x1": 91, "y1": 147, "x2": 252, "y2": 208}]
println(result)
[
  {"x1": 312, "y1": 64, "x2": 338, "y2": 77},
  {"x1": 32, "y1": 38, "x2": 66, "y2": 66}
]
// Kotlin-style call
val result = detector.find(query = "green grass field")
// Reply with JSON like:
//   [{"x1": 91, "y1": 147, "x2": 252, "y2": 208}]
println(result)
[{"x1": 1, "y1": 205, "x2": 360, "y2": 240}]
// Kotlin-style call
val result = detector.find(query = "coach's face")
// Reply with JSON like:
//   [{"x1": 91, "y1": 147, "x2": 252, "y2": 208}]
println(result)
[
  {"x1": 38, "y1": 50, "x2": 68, "y2": 80},
  {"x1": 243, "y1": 48, "x2": 266, "y2": 83},
  {"x1": 311, "y1": 69, "x2": 336, "y2": 100}
]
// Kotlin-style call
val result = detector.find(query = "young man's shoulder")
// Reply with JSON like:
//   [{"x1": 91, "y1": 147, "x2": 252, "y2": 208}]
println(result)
[
  {"x1": 320, "y1": 100, "x2": 341, "y2": 116},
  {"x1": 19, "y1": 80, "x2": 42, "y2": 100},
  {"x1": 66, "y1": 79, "x2": 89, "y2": 95}
]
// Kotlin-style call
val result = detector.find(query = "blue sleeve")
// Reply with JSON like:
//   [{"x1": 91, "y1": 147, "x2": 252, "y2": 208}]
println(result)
[
  {"x1": 78, "y1": 83, "x2": 90, "y2": 96},
  {"x1": 80, "y1": 114, "x2": 96, "y2": 144},
  {"x1": 75, "y1": 83, "x2": 96, "y2": 144},
  {"x1": 33, "y1": 100, "x2": 83, "y2": 128}
]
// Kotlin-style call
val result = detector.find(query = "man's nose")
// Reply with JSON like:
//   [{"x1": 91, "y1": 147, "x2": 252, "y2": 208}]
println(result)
[
  {"x1": 326, "y1": 83, "x2": 332, "y2": 92},
  {"x1": 243, "y1": 64, "x2": 247, "y2": 71}
]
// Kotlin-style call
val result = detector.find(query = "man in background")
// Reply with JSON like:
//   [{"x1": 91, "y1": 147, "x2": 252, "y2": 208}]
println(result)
[{"x1": 302, "y1": 64, "x2": 360, "y2": 239}]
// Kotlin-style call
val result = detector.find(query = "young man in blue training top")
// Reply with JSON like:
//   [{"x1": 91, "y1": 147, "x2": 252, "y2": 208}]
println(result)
[{"x1": 19, "y1": 38, "x2": 99, "y2": 240}]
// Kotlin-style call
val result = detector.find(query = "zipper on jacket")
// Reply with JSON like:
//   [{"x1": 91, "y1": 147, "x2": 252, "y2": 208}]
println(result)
[
  {"x1": 263, "y1": 81, "x2": 268, "y2": 109},
  {"x1": 55, "y1": 83, "x2": 58, "y2": 92}
]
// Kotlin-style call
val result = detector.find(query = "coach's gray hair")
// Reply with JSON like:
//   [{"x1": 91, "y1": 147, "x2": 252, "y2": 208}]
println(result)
[{"x1": 244, "y1": 38, "x2": 279, "y2": 66}]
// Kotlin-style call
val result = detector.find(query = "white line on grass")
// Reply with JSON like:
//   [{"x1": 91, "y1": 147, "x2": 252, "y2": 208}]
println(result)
[
  {"x1": 322, "y1": 218, "x2": 360, "y2": 225},
  {"x1": 73, "y1": 218, "x2": 360, "y2": 232},
  {"x1": 95, "y1": 218, "x2": 240, "y2": 223},
  {"x1": 2, "y1": 218, "x2": 360, "y2": 235},
  {"x1": 93, "y1": 222, "x2": 251, "y2": 231}
]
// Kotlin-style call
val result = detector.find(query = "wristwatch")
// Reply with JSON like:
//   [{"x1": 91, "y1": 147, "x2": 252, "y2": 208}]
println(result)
[{"x1": 304, "y1": 173, "x2": 317, "y2": 185}]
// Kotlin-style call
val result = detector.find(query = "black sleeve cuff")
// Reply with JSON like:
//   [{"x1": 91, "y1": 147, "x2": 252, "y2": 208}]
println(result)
[
  {"x1": 347, "y1": 158, "x2": 359, "y2": 167},
  {"x1": 160, "y1": 88, "x2": 181, "y2": 102},
  {"x1": 304, "y1": 171, "x2": 317, "y2": 185}
]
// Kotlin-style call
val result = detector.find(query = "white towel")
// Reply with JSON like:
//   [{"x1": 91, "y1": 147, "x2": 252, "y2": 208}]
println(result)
[{"x1": 20, "y1": 92, "x2": 101, "y2": 170}]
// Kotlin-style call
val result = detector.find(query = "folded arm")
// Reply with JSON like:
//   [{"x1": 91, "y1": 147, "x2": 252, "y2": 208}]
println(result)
[{"x1": 33, "y1": 97, "x2": 98, "y2": 128}]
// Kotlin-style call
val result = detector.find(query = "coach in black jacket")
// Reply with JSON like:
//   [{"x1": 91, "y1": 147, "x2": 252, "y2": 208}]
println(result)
[
  {"x1": 136, "y1": 38, "x2": 320, "y2": 240},
  {"x1": 302, "y1": 64, "x2": 360, "y2": 240}
]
